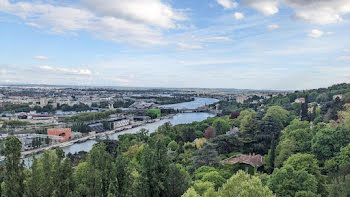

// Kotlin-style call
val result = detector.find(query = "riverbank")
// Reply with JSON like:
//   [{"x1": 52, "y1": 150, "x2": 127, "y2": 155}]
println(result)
[{"x1": 20, "y1": 113, "x2": 177, "y2": 158}]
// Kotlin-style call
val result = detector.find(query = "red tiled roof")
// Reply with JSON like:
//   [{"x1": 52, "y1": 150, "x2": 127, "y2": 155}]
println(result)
[{"x1": 224, "y1": 153, "x2": 264, "y2": 167}]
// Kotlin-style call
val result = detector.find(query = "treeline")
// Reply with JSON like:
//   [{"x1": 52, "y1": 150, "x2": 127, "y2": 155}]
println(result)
[
  {"x1": 0, "y1": 103, "x2": 92, "y2": 114},
  {"x1": 0, "y1": 103, "x2": 31, "y2": 114},
  {"x1": 1, "y1": 120, "x2": 31, "y2": 128},
  {"x1": 64, "y1": 110, "x2": 121, "y2": 122}
]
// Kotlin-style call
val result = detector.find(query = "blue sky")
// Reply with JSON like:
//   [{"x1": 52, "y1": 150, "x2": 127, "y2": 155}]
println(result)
[{"x1": 0, "y1": 0, "x2": 350, "y2": 90}]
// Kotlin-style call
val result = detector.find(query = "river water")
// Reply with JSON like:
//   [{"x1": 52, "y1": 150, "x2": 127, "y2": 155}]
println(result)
[{"x1": 23, "y1": 97, "x2": 218, "y2": 164}]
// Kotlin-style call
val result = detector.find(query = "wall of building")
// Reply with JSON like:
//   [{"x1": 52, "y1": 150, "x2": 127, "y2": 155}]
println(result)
[
  {"x1": 47, "y1": 128, "x2": 71, "y2": 142},
  {"x1": 113, "y1": 119, "x2": 130, "y2": 129}
]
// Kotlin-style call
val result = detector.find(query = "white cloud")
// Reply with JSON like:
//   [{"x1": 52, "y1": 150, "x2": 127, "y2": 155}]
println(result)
[
  {"x1": 337, "y1": 56, "x2": 350, "y2": 61},
  {"x1": 177, "y1": 42, "x2": 203, "y2": 50},
  {"x1": 308, "y1": 29, "x2": 324, "y2": 38},
  {"x1": 216, "y1": 0, "x2": 238, "y2": 9},
  {"x1": 243, "y1": 0, "x2": 350, "y2": 24},
  {"x1": 39, "y1": 65, "x2": 92, "y2": 75},
  {"x1": 243, "y1": 0, "x2": 279, "y2": 15},
  {"x1": 234, "y1": 12, "x2": 244, "y2": 20},
  {"x1": 81, "y1": 0, "x2": 186, "y2": 29},
  {"x1": 34, "y1": 56, "x2": 49, "y2": 60},
  {"x1": 204, "y1": 36, "x2": 231, "y2": 42},
  {"x1": 285, "y1": 0, "x2": 350, "y2": 25},
  {"x1": 267, "y1": 24, "x2": 279, "y2": 30},
  {"x1": 0, "y1": 0, "x2": 185, "y2": 45}
]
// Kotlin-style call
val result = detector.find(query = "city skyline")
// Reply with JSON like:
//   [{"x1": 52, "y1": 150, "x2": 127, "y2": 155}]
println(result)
[{"x1": 1, "y1": 0, "x2": 350, "y2": 90}]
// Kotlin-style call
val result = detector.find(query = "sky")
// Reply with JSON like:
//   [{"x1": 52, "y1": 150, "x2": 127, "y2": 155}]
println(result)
[{"x1": 0, "y1": 0, "x2": 350, "y2": 90}]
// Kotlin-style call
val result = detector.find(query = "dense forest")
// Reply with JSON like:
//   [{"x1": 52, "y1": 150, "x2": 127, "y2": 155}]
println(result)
[{"x1": 1, "y1": 83, "x2": 350, "y2": 196}]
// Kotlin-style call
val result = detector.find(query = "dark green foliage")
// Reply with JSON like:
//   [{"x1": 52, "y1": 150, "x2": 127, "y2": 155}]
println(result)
[
  {"x1": 65, "y1": 110, "x2": 121, "y2": 122},
  {"x1": 2, "y1": 136, "x2": 25, "y2": 197},
  {"x1": 312, "y1": 126, "x2": 350, "y2": 164},
  {"x1": 58, "y1": 103, "x2": 91, "y2": 112},
  {"x1": 193, "y1": 143, "x2": 219, "y2": 169},
  {"x1": 211, "y1": 134, "x2": 242, "y2": 155},
  {"x1": 71, "y1": 122, "x2": 88, "y2": 133},
  {"x1": 165, "y1": 164, "x2": 191, "y2": 197},
  {"x1": 0, "y1": 103, "x2": 31, "y2": 113}
]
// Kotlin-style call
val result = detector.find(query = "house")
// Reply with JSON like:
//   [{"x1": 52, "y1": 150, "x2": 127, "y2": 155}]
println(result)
[
  {"x1": 224, "y1": 153, "x2": 264, "y2": 170},
  {"x1": 294, "y1": 98, "x2": 305, "y2": 103},
  {"x1": 236, "y1": 96, "x2": 248, "y2": 104},
  {"x1": 333, "y1": 94, "x2": 343, "y2": 100},
  {"x1": 17, "y1": 112, "x2": 28, "y2": 119},
  {"x1": 226, "y1": 127, "x2": 239, "y2": 136},
  {"x1": 108, "y1": 118, "x2": 130, "y2": 129}
]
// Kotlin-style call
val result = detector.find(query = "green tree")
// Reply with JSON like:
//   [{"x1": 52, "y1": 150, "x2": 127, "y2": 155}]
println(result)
[
  {"x1": 283, "y1": 154, "x2": 327, "y2": 197},
  {"x1": 338, "y1": 143, "x2": 350, "y2": 166},
  {"x1": 274, "y1": 138, "x2": 296, "y2": 168},
  {"x1": 203, "y1": 187, "x2": 218, "y2": 197},
  {"x1": 168, "y1": 140, "x2": 178, "y2": 151},
  {"x1": 182, "y1": 187, "x2": 201, "y2": 197},
  {"x1": 218, "y1": 170, "x2": 274, "y2": 197},
  {"x1": 194, "y1": 166, "x2": 217, "y2": 180},
  {"x1": 264, "y1": 106, "x2": 290, "y2": 127},
  {"x1": 212, "y1": 119, "x2": 230, "y2": 136},
  {"x1": 193, "y1": 181, "x2": 215, "y2": 195},
  {"x1": 268, "y1": 165, "x2": 317, "y2": 197},
  {"x1": 301, "y1": 102, "x2": 309, "y2": 121},
  {"x1": 88, "y1": 143, "x2": 114, "y2": 197},
  {"x1": 52, "y1": 148, "x2": 74, "y2": 197},
  {"x1": 2, "y1": 136, "x2": 25, "y2": 197},
  {"x1": 201, "y1": 171, "x2": 225, "y2": 190},
  {"x1": 274, "y1": 120, "x2": 313, "y2": 167},
  {"x1": 114, "y1": 154, "x2": 132, "y2": 197},
  {"x1": 139, "y1": 139, "x2": 169, "y2": 197},
  {"x1": 73, "y1": 162, "x2": 90, "y2": 196},
  {"x1": 165, "y1": 164, "x2": 191, "y2": 197},
  {"x1": 212, "y1": 134, "x2": 242, "y2": 155},
  {"x1": 312, "y1": 126, "x2": 350, "y2": 164},
  {"x1": 193, "y1": 143, "x2": 219, "y2": 169},
  {"x1": 239, "y1": 110, "x2": 258, "y2": 137},
  {"x1": 73, "y1": 143, "x2": 113, "y2": 197}
]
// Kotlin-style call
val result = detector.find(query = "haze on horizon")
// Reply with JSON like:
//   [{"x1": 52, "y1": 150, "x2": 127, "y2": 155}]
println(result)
[{"x1": 0, "y1": 0, "x2": 350, "y2": 90}]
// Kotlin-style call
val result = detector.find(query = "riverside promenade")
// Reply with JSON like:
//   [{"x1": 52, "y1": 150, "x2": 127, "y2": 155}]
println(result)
[{"x1": 20, "y1": 114, "x2": 176, "y2": 158}]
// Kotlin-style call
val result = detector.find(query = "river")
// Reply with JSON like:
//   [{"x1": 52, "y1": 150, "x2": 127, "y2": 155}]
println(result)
[{"x1": 24, "y1": 97, "x2": 218, "y2": 165}]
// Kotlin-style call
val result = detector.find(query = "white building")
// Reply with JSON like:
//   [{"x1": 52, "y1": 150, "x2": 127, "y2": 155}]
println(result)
[
  {"x1": 40, "y1": 97, "x2": 48, "y2": 108},
  {"x1": 236, "y1": 95, "x2": 248, "y2": 104},
  {"x1": 112, "y1": 119, "x2": 130, "y2": 129}
]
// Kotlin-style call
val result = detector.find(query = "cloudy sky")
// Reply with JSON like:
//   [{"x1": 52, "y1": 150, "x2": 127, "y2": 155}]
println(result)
[{"x1": 0, "y1": 0, "x2": 350, "y2": 90}]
